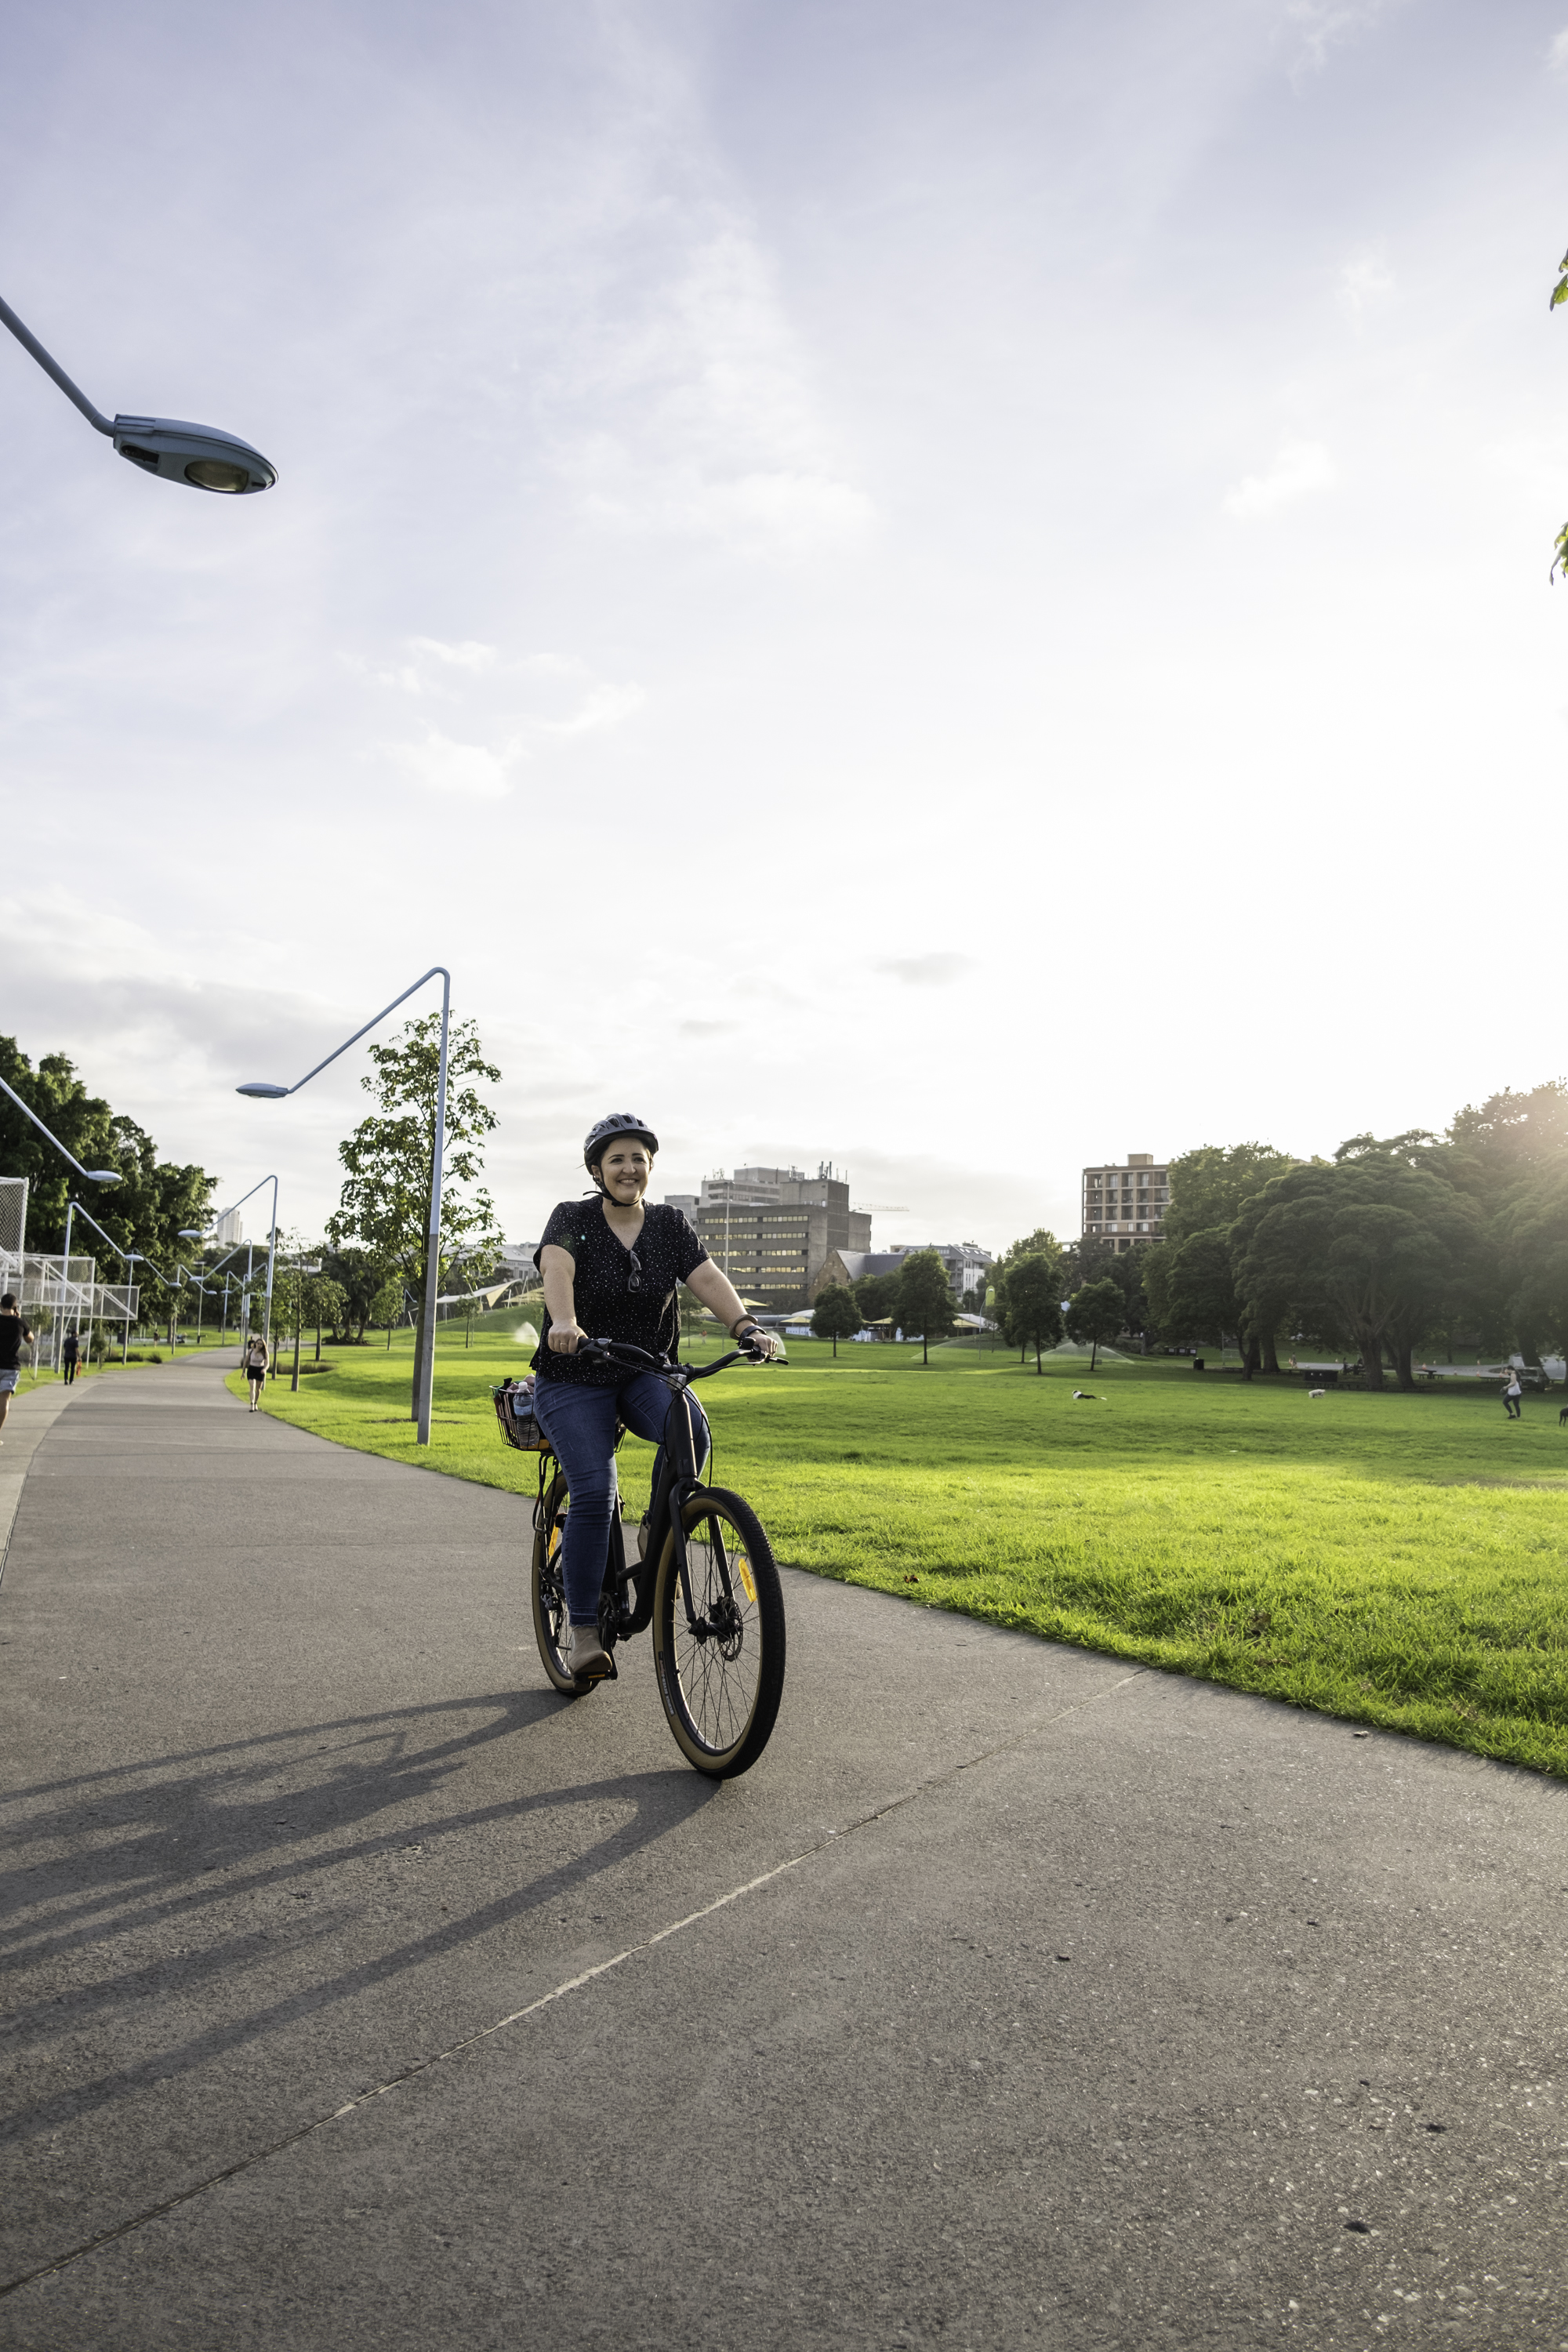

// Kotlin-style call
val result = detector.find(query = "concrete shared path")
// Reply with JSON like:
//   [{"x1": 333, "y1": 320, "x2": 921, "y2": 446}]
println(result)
[{"x1": 2, "y1": 1355, "x2": 1563, "y2": 2350}]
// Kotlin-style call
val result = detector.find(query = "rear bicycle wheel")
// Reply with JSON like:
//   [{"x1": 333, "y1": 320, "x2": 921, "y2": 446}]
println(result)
[
  {"x1": 531, "y1": 1472, "x2": 586, "y2": 1695},
  {"x1": 652, "y1": 1486, "x2": 785, "y2": 1777}
]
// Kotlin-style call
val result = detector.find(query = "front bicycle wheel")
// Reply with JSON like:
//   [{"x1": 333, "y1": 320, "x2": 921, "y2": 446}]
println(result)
[
  {"x1": 652, "y1": 1486, "x2": 785, "y2": 1777},
  {"x1": 531, "y1": 1472, "x2": 585, "y2": 1695}
]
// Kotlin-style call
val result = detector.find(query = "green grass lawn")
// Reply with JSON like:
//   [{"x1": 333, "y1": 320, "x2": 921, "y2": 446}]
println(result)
[{"x1": 234, "y1": 1327, "x2": 1568, "y2": 1777}]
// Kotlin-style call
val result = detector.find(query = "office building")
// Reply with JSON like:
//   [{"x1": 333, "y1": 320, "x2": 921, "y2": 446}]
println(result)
[
  {"x1": 1081, "y1": 1153, "x2": 1169, "y2": 1254},
  {"x1": 665, "y1": 1164, "x2": 871, "y2": 1309}
]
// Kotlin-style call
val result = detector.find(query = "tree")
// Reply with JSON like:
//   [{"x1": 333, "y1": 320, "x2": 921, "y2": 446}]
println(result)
[
  {"x1": 1230, "y1": 1145, "x2": 1485, "y2": 1391},
  {"x1": 321, "y1": 1244, "x2": 393, "y2": 1341},
  {"x1": 1065, "y1": 1277, "x2": 1124, "y2": 1371},
  {"x1": 1493, "y1": 1163, "x2": 1568, "y2": 1368},
  {"x1": 1160, "y1": 1142, "x2": 1300, "y2": 1247},
  {"x1": 896, "y1": 1250, "x2": 957, "y2": 1365},
  {"x1": 1054, "y1": 1234, "x2": 1116, "y2": 1296},
  {"x1": 1145, "y1": 1229, "x2": 1246, "y2": 1363},
  {"x1": 811, "y1": 1285, "x2": 862, "y2": 1357},
  {"x1": 851, "y1": 1271, "x2": 901, "y2": 1328},
  {"x1": 1096, "y1": 1243, "x2": 1156, "y2": 1353},
  {"x1": 992, "y1": 1230, "x2": 1062, "y2": 1359},
  {"x1": 370, "y1": 1278, "x2": 407, "y2": 1350},
  {"x1": 999, "y1": 1254, "x2": 1064, "y2": 1373},
  {"x1": 306, "y1": 1276, "x2": 347, "y2": 1361},
  {"x1": 326, "y1": 1014, "x2": 501, "y2": 1421},
  {"x1": 0, "y1": 1036, "x2": 215, "y2": 1271},
  {"x1": 1448, "y1": 1080, "x2": 1568, "y2": 1178}
]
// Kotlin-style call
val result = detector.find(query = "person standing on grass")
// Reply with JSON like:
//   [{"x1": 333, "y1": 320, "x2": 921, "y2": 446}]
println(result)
[
  {"x1": 1503, "y1": 1367, "x2": 1523, "y2": 1420},
  {"x1": 61, "y1": 1328, "x2": 80, "y2": 1386},
  {"x1": 242, "y1": 1331, "x2": 270, "y2": 1410},
  {"x1": 0, "y1": 1294, "x2": 36, "y2": 1442}
]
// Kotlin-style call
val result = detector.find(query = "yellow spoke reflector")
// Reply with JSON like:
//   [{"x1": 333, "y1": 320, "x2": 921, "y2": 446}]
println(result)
[{"x1": 736, "y1": 1550, "x2": 757, "y2": 1605}]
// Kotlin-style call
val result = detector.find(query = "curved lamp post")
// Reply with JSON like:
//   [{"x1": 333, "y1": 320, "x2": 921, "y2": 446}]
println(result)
[
  {"x1": 236, "y1": 967, "x2": 451, "y2": 1444},
  {"x1": 198, "y1": 1177, "x2": 281, "y2": 1356},
  {"x1": 0, "y1": 1073, "x2": 122, "y2": 1186},
  {"x1": 0, "y1": 292, "x2": 276, "y2": 495},
  {"x1": 61, "y1": 1199, "x2": 142, "y2": 1361}
]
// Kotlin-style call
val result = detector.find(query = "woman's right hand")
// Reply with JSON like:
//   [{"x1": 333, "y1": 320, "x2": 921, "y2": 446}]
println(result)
[{"x1": 548, "y1": 1319, "x2": 585, "y2": 1354}]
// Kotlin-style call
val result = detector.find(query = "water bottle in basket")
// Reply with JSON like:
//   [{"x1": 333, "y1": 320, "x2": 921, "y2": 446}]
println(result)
[{"x1": 492, "y1": 1374, "x2": 550, "y2": 1452}]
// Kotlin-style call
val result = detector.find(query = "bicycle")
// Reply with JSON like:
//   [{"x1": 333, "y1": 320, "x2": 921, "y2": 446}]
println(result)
[{"x1": 494, "y1": 1336, "x2": 786, "y2": 1778}]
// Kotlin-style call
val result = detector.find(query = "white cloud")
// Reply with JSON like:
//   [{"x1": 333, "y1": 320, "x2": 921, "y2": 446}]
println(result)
[
  {"x1": 383, "y1": 730, "x2": 514, "y2": 798},
  {"x1": 1282, "y1": 1, "x2": 1403, "y2": 78},
  {"x1": 875, "y1": 954, "x2": 978, "y2": 987},
  {"x1": 1221, "y1": 439, "x2": 1338, "y2": 519},
  {"x1": 1548, "y1": 27, "x2": 1568, "y2": 74},
  {"x1": 1337, "y1": 248, "x2": 1396, "y2": 314},
  {"x1": 367, "y1": 647, "x2": 644, "y2": 786},
  {"x1": 553, "y1": 220, "x2": 874, "y2": 561},
  {"x1": 408, "y1": 638, "x2": 499, "y2": 673}
]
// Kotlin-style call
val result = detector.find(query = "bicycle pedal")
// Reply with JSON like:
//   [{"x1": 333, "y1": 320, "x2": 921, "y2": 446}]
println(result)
[{"x1": 575, "y1": 1651, "x2": 618, "y2": 1683}]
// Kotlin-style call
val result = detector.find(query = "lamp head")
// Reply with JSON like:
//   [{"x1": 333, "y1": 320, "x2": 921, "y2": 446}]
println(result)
[
  {"x1": 88, "y1": 1170, "x2": 122, "y2": 1185},
  {"x1": 236, "y1": 1082, "x2": 289, "y2": 1099},
  {"x1": 177, "y1": 1229, "x2": 205, "y2": 1240},
  {"x1": 113, "y1": 416, "x2": 276, "y2": 495}
]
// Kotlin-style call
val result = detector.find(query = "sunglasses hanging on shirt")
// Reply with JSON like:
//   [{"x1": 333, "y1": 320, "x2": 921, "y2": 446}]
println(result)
[{"x1": 626, "y1": 1249, "x2": 641, "y2": 1292}]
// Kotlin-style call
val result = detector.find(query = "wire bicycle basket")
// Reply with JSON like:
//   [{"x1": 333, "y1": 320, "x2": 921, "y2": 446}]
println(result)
[{"x1": 492, "y1": 1374, "x2": 552, "y2": 1452}]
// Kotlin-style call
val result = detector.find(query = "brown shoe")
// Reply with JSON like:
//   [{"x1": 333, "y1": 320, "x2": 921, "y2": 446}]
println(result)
[{"x1": 568, "y1": 1625, "x2": 613, "y2": 1681}]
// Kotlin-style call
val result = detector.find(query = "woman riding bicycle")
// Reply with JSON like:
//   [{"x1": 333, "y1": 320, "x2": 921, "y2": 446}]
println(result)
[{"x1": 532, "y1": 1114, "x2": 782, "y2": 1682}]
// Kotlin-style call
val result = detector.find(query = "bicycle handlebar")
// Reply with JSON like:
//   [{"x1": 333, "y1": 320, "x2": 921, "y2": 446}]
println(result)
[{"x1": 572, "y1": 1336, "x2": 781, "y2": 1380}]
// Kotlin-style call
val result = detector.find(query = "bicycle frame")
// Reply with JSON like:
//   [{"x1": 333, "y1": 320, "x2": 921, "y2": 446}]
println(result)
[{"x1": 575, "y1": 1338, "x2": 762, "y2": 1642}]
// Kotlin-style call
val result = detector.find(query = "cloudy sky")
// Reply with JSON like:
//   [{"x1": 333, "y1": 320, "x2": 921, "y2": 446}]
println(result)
[{"x1": 2, "y1": 0, "x2": 1566, "y2": 1256}]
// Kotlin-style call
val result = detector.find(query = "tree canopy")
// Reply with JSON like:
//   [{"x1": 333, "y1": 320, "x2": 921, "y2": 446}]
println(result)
[
  {"x1": 0, "y1": 1036, "x2": 215, "y2": 1284},
  {"x1": 1065, "y1": 1277, "x2": 1124, "y2": 1371},
  {"x1": 325, "y1": 1013, "x2": 501, "y2": 1416},
  {"x1": 1230, "y1": 1148, "x2": 1486, "y2": 1390},
  {"x1": 998, "y1": 1253, "x2": 1064, "y2": 1373},
  {"x1": 895, "y1": 1250, "x2": 957, "y2": 1365},
  {"x1": 1160, "y1": 1142, "x2": 1300, "y2": 1247},
  {"x1": 811, "y1": 1284, "x2": 862, "y2": 1356}
]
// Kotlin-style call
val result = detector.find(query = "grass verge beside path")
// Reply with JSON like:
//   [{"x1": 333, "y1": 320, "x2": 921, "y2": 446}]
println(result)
[{"x1": 235, "y1": 1332, "x2": 1568, "y2": 1777}]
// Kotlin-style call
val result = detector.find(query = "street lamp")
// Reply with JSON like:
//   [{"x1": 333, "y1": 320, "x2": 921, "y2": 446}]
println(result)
[
  {"x1": 0, "y1": 1074, "x2": 121, "y2": 1186},
  {"x1": 194, "y1": 1237, "x2": 252, "y2": 1349},
  {"x1": 236, "y1": 967, "x2": 452, "y2": 1445},
  {"x1": 289, "y1": 1259, "x2": 323, "y2": 1393},
  {"x1": 0, "y1": 292, "x2": 276, "y2": 495},
  {"x1": 198, "y1": 1176, "x2": 280, "y2": 1358},
  {"x1": 61, "y1": 1200, "x2": 143, "y2": 1362}
]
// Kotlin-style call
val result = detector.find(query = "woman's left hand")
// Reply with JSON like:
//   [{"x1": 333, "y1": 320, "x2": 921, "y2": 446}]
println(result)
[{"x1": 739, "y1": 1323, "x2": 784, "y2": 1362}]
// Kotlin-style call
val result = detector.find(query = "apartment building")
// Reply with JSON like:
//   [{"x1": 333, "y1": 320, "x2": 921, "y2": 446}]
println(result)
[
  {"x1": 817, "y1": 1240, "x2": 993, "y2": 1301},
  {"x1": 887, "y1": 1240, "x2": 993, "y2": 1298},
  {"x1": 1082, "y1": 1153, "x2": 1169, "y2": 1254},
  {"x1": 664, "y1": 1164, "x2": 871, "y2": 1309}
]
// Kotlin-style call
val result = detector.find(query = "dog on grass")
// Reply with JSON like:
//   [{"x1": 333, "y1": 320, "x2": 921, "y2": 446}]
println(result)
[
  {"x1": 1309, "y1": 1388, "x2": 1327, "y2": 1399},
  {"x1": 1559, "y1": 1403, "x2": 1568, "y2": 1428}
]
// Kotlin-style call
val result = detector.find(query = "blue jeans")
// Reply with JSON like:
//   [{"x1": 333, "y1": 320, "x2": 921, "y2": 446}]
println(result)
[{"x1": 532, "y1": 1372, "x2": 710, "y2": 1624}]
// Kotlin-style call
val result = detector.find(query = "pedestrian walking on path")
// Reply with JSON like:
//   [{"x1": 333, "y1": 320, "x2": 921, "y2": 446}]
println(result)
[
  {"x1": 242, "y1": 1333, "x2": 270, "y2": 1410},
  {"x1": 62, "y1": 1328, "x2": 80, "y2": 1385},
  {"x1": 1503, "y1": 1368, "x2": 1524, "y2": 1420},
  {"x1": 0, "y1": 1291, "x2": 37, "y2": 1441}
]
